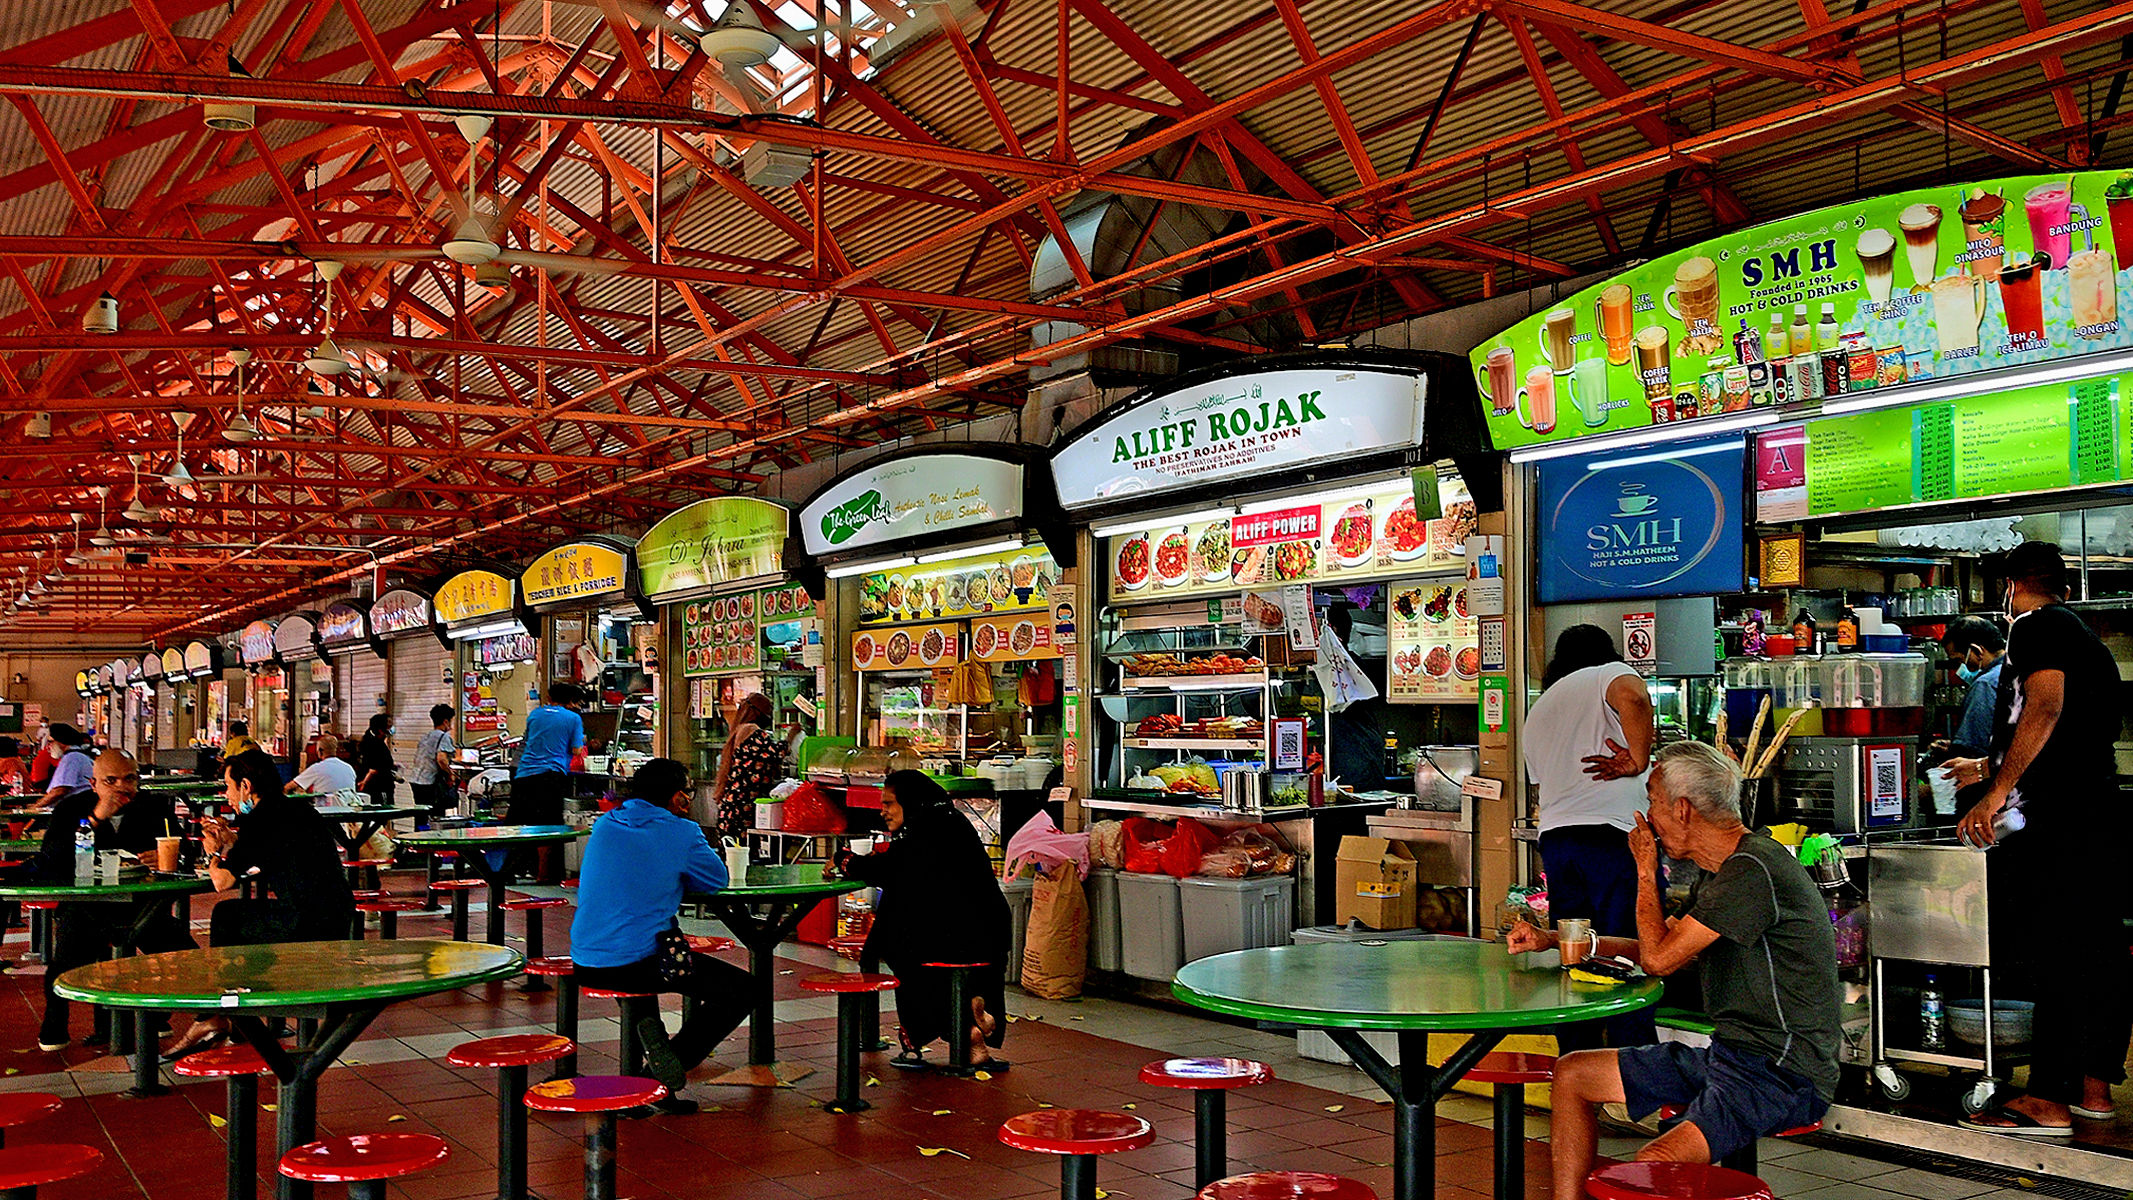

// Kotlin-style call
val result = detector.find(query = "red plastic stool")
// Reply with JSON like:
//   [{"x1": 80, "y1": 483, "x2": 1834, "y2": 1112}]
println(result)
[
  {"x1": 0, "y1": 1143, "x2": 102, "y2": 1198},
  {"x1": 800, "y1": 973, "x2": 899, "y2": 1113},
  {"x1": 0, "y1": 1094, "x2": 61, "y2": 1150},
  {"x1": 174, "y1": 1047, "x2": 269, "y2": 1200},
  {"x1": 828, "y1": 934, "x2": 867, "y2": 963},
  {"x1": 1653, "y1": 1108, "x2": 1819, "y2": 1174},
  {"x1": 500, "y1": 898, "x2": 571, "y2": 984},
  {"x1": 1198, "y1": 1172, "x2": 1377, "y2": 1200},
  {"x1": 1585, "y1": 1162, "x2": 1773, "y2": 1200},
  {"x1": 922, "y1": 961, "x2": 995, "y2": 1076},
  {"x1": 580, "y1": 985, "x2": 658, "y2": 1077},
  {"x1": 1140, "y1": 1057, "x2": 1274, "y2": 1189},
  {"x1": 1464, "y1": 1051, "x2": 1555, "y2": 1200},
  {"x1": 353, "y1": 898, "x2": 425, "y2": 941},
  {"x1": 340, "y1": 857, "x2": 392, "y2": 890},
  {"x1": 524, "y1": 1077, "x2": 667, "y2": 1200},
  {"x1": 448, "y1": 1035, "x2": 575, "y2": 1200},
  {"x1": 523, "y1": 957, "x2": 579, "y2": 1078},
  {"x1": 427, "y1": 878, "x2": 485, "y2": 941},
  {"x1": 278, "y1": 1133, "x2": 449, "y2": 1200},
  {"x1": 682, "y1": 935, "x2": 734, "y2": 955},
  {"x1": 999, "y1": 1109, "x2": 1153, "y2": 1200}
]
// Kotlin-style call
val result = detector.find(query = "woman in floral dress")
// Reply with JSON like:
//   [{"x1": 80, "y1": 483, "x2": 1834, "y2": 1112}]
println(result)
[{"x1": 712, "y1": 692, "x2": 783, "y2": 845}]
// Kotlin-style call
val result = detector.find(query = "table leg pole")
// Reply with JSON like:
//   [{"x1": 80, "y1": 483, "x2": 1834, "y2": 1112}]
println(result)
[
  {"x1": 125, "y1": 1009, "x2": 166, "y2": 1097},
  {"x1": 1393, "y1": 1031, "x2": 1435, "y2": 1200},
  {"x1": 237, "y1": 1008, "x2": 378, "y2": 1200},
  {"x1": 746, "y1": 929, "x2": 777, "y2": 1066},
  {"x1": 1194, "y1": 1089, "x2": 1226, "y2": 1191},
  {"x1": 485, "y1": 875, "x2": 507, "y2": 947}
]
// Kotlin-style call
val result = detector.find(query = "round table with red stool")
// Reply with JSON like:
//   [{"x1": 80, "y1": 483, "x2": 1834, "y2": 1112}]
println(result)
[
  {"x1": 524, "y1": 1076, "x2": 667, "y2": 1200},
  {"x1": 999, "y1": 1108, "x2": 1154, "y2": 1200},
  {"x1": 1140, "y1": 1056, "x2": 1274, "y2": 1189},
  {"x1": 682, "y1": 863, "x2": 862, "y2": 1087},
  {"x1": 395, "y1": 826, "x2": 587, "y2": 947}
]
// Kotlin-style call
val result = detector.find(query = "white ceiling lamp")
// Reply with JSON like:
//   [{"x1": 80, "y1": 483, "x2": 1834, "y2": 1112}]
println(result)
[
  {"x1": 202, "y1": 53, "x2": 257, "y2": 133},
  {"x1": 88, "y1": 487, "x2": 115, "y2": 546},
  {"x1": 700, "y1": 2, "x2": 781, "y2": 67},
  {"x1": 441, "y1": 116, "x2": 501, "y2": 266},
  {"x1": 161, "y1": 412, "x2": 197, "y2": 488},
  {"x1": 224, "y1": 348, "x2": 257, "y2": 441},
  {"x1": 80, "y1": 290, "x2": 119, "y2": 334},
  {"x1": 305, "y1": 260, "x2": 349, "y2": 376},
  {"x1": 23, "y1": 412, "x2": 49, "y2": 438}
]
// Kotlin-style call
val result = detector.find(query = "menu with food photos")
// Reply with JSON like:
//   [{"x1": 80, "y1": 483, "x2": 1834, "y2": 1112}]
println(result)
[
  {"x1": 1386, "y1": 579, "x2": 1479, "y2": 703},
  {"x1": 851, "y1": 621, "x2": 962, "y2": 672}
]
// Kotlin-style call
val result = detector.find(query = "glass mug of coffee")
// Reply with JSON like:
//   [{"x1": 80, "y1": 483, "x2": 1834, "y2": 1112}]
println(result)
[{"x1": 1557, "y1": 917, "x2": 1601, "y2": 967}]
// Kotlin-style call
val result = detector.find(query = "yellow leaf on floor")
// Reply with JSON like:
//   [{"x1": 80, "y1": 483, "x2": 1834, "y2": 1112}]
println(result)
[
  {"x1": 1324, "y1": 1105, "x2": 1343, "y2": 1113},
  {"x1": 387, "y1": 1115, "x2": 407, "y2": 1123},
  {"x1": 932, "y1": 1110, "x2": 952, "y2": 1116},
  {"x1": 261, "y1": 1104, "x2": 277, "y2": 1112},
  {"x1": 916, "y1": 1147, "x2": 970, "y2": 1159},
  {"x1": 208, "y1": 1114, "x2": 227, "y2": 1129},
  {"x1": 865, "y1": 1076, "x2": 880, "y2": 1088},
  {"x1": 1038, "y1": 1102, "x2": 1054, "y2": 1108},
  {"x1": 973, "y1": 1071, "x2": 992, "y2": 1081},
  {"x1": 2, "y1": 1069, "x2": 15, "y2": 1077},
  {"x1": 1070, "y1": 1016, "x2": 1084, "y2": 1022},
  {"x1": 1121, "y1": 1103, "x2": 1135, "y2": 1110}
]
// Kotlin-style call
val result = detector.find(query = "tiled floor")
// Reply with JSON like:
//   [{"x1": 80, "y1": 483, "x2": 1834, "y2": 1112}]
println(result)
[{"x1": 0, "y1": 877, "x2": 2040, "y2": 1199}]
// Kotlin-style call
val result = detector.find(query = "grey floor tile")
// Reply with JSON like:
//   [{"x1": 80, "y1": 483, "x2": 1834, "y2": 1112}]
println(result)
[
  {"x1": 1865, "y1": 1169, "x2": 2003, "y2": 1200},
  {"x1": 1783, "y1": 1148, "x2": 1908, "y2": 1180},
  {"x1": 1790, "y1": 1184, "x2": 1912, "y2": 1200},
  {"x1": 1758, "y1": 1163, "x2": 1842, "y2": 1196}
]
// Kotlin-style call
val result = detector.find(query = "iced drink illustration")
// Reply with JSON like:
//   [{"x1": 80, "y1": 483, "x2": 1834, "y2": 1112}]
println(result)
[
  {"x1": 2069, "y1": 248, "x2": 2118, "y2": 338},
  {"x1": 1634, "y1": 325, "x2": 1672, "y2": 402},
  {"x1": 1542, "y1": 308, "x2": 1577, "y2": 370},
  {"x1": 1521, "y1": 364, "x2": 1557, "y2": 434},
  {"x1": 1479, "y1": 346, "x2": 1518, "y2": 417},
  {"x1": 1995, "y1": 253, "x2": 2048, "y2": 346},
  {"x1": 1598, "y1": 284, "x2": 1634, "y2": 365},
  {"x1": 1572, "y1": 356, "x2": 1609, "y2": 428},
  {"x1": 1958, "y1": 190, "x2": 2006, "y2": 278},
  {"x1": 1928, "y1": 274, "x2": 1987, "y2": 358},
  {"x1": 1899, "y1": 203, "x2": 1942, "y2": 290},
  {"x1": 2107, "y1": 171, "x2": 2133, "y2": 272},
  {"x1": 1663, "y1": 255, "x2": 1722, "y2": 354},
  {"x1": 2025, "y1": 181, "x2": 2075, "y2": 268},
  {"x1": 1857, "y1": 228, "x2": 1897, "y2": 305}
]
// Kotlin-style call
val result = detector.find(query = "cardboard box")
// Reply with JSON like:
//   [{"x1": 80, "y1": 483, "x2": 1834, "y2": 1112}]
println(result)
[
  {"x1": 1334, "y1": 836, "x2": 1417, "y2": 929},
  {"x1": 1477, "y1": 847, "x2": 1514, "y2": 940}
]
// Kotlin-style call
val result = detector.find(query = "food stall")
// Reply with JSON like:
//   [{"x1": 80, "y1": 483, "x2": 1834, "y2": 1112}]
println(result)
[
  {"x1": 181, "y1": 639, "x2": 230, "y2": 752},
  {"x1": 157, "y1": 647, "x2": 190, "y2": 754},
  {"x1": 270, "y1": 613, "x2": 328, "y2": 759},
  {"x1": 794, "y1": 444, "x2": 1076, "y2": 851},
  {"x1": 235, "y1": 619, "x2": 287, "y2": 758},
  {"x1": 135, "y1": 652, "x2": 162, "y2": 766},
  {"x1": 433, "y1": 566, "x2": 534, "y2": 758},
  {"x1": 1048, "y1": 349, "x2": 1495, "y2": 954},
  {"x1": 317, "y1": 598, "x2": 385, "y2": 751},
  {"x1": 74, "y1": 669, "x2": 93, "y2": 735},
  {"x1": 634, "y1": 495, "x2": 814, "y2": 823},
  {"x1": 1471, "y1": 169, "x2": 2133, "y2": 1169},
  {"x1": 522, "y1": 536, "x2": 658, "y2": 779}
]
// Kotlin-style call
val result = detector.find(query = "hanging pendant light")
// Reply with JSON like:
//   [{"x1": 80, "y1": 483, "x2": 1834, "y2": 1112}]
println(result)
[
  {"x1": 88, "y1": 487, "x2": 115, "y2": 546},
  {"x1": 700, "y1": 3, "x2": 781, "y2": 67},
  {"x1": 80, "y1": 291, "x2": 119, "y2": 334},
  {"x1": 24, "y1": 412, "x2": 49, "y2": 438},
  {"x1": 306, "y1": 262, "x2": 350, "y2": 376}
]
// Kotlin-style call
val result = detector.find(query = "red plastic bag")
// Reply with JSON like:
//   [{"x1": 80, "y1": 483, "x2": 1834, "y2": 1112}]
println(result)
[
  {"x1": 1120, "y1": 817, "x2": 1173, "y2": 874},
  {"x1": 780, "y1": 782, "x2": 847, "y2": 833},
  {"x1": 1160, "y1": 817, "x2": 1220, "y2": 878}
]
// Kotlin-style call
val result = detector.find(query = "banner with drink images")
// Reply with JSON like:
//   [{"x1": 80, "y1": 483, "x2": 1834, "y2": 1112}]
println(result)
[{"x1": 1469, "y1": 170, "x2": 2133, "y2": 450}]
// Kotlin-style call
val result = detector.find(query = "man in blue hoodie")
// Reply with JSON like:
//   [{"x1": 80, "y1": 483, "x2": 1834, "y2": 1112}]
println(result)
[{"x1": 572, "y1": 758, "x2": 752, "y2": 1114}]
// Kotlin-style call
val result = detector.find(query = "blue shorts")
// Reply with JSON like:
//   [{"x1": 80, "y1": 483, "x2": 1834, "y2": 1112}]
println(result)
[{"x1": 1617, "y1": 1040, "x2": 1828, "y2": 1162}]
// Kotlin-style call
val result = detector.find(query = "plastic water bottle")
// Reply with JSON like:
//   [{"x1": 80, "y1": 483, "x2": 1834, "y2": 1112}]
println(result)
[
  {"x1": 72, "y1": 820, "x2": 94, "y2": 883},
  {"x1": 1920, "y1": 975, "x2": 1945, "y2": 1051}
]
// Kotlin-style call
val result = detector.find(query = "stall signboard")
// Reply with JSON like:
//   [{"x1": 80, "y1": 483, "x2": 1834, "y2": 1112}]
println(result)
[
  {"x1": 97, "y1": 665, "x2": 114, "y2": 693},
  {"x1": 1387, "y1": 579, "x2": 1479, "y2": 702},
  {"x1": 639, "y1": 497, "x2": 789, "y2": 600},
  {"x1": 435, "y1": 570, "x2": 514, "y2": 625},
  {"x1": 318, "y1": 602, "x2": 369, "y2": 648},
  {"x1": 857, "y1": 544, "x2": 1058, "y2": 625},
  {"x1": 1052, "y1": 368, "x2": 1424, "y2": 508},
  {"x1": 477, "y1": 633, "x2": 537, "y2": 666},
  {"x1": 239, "y1": 620, "x2": 278, "y2": 665},
  {"x1": 800, "y1": 455, "x2": 1023, "y2": 556},
  {"x1": 969, "y1": 613, "x2": 1058, "y2": 662},
  {"x1": 371, "y1": 589, "x2": 433, "y2": 636},
  {"x1": 851, "y1": 622, "x2": 961, "y2": 672},
  {"x1": 74, "y1": 670, "x2": 90, "y2": 697},
  {"x1": 680, "y1": 583, "x2": 816, "y2": 678},
  {"x1": 1101, "y1": 478, "x2": 1475, "y2": 605},
  {"x1": 183, "y1": 641, "x2": 217, "y2": 677},
  {"x1": 1535, "y1": 436, "x2": 1747, "y2": 605},
  {"x1": 1799, "y1": 370, "x2": 2133, "y2": 516},
  {"x1": 1470, "y1": 170, "x2": 2133, "y2": 450},
  {"x1": 523, "y1": 542, "x2": 628, "y2": 607},
  {"x1": 139, "y1": 652, "x2": 162, "y2": 682},
  {"x1": 161, "y1": 648, "x2": 185, "y2": 677},
  {"x1": 273, "y1": 615, "x2": 320, "y2": 662}
]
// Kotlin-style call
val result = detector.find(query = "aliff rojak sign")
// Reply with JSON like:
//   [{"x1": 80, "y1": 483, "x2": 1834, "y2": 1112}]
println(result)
[
  {"x1": 1050, "y1": 367, "x2": 1426, "y2": 509},
  {"x1": 799, "y1": 454, "x2": 1025, "y2": 557}
]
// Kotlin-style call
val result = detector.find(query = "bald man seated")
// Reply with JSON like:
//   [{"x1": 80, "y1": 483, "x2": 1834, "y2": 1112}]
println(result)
[{"x1": 31, "y1": 750, "x2": 196, "y2": 1051}]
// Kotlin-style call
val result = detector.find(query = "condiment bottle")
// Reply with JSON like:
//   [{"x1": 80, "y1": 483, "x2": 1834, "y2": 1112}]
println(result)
[
  {"x1": 1835, "y1": 603, "x2": 1859, "y2": 652},
  {"x1": 1791, "y1": 608, "x2": 1817, "y2": 650},
  {"x1": 1816, "y1": 302, "x2": 1841, "y2": 352}
]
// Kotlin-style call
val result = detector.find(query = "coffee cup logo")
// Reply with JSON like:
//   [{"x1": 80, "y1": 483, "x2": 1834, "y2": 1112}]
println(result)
[{"x1": 1614, "y1": 483, "x2": 1660, "y2": 518}]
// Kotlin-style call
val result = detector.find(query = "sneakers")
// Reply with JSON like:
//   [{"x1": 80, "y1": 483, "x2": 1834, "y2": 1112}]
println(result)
[
  {"x1": 35, "y1": 1035, "x2": 66, "y2": 1052},
  {"x1": 634, "y1": 1017, "x2": 689, "y2": 1093}
]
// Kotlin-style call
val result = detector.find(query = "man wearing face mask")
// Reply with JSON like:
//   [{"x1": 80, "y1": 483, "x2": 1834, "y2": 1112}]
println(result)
[
  {"x1": 1943, "y1": 542, "x2": 2129, "y2": 1137},
  {"x1": 1937, "y1": 616, "x2": 2006, "y2": 758}
]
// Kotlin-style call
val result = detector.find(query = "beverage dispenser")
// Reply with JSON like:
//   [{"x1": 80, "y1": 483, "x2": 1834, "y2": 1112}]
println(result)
[{"x1": 1820, "y1": 653, "x2": 1931, "y2": 737}]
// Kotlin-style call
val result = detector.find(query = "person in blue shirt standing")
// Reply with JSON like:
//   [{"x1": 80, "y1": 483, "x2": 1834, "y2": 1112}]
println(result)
[
  {"x1": 572, "y1": 758, "x2": 752, "y2": 1115},
  {"x1": 513, "y1": 683, "x2": 585, "y2": 884},
  {"x1": 1938, "y1": 616, "x2": 2006, "y2": 756}
]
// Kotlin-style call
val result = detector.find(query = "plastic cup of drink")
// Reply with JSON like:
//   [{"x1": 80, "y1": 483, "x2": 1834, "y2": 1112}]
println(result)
[
  {"x1": 156, "y1": 836, "x2": 181, "y2": 873},
  {"x1": 1927, "y1": 766, "x2": 1959, "y2": 815},
  {"x1": 724, "y1": 844, "x2": 750, "y2": 882}
]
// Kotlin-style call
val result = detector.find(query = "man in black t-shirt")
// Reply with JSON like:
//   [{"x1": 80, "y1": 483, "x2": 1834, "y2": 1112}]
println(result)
[{"x1": 1945, "y1": 542, "x2": 2128, "y2": 1136}]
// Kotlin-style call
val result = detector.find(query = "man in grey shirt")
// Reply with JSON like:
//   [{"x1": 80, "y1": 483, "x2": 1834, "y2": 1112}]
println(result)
[
  {"x1": 1510, "y1": 741, "x2": 1840, "y2": 1195},
  {"x1": 407, "y1": 704, "x2": 457, "y2": 826}
]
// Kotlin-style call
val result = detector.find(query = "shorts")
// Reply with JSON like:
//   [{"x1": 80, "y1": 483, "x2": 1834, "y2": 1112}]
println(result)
[
  {"x1": 1617, "y1": 1040, "x2": 1827, "y2": 1162},
  {"x1": 510, "y1": 771, "x2": 567, "y2": 826}
]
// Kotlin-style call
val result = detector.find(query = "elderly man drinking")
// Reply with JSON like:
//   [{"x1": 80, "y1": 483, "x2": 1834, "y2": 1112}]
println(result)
[{"x1": 1509, "y1": 740, "x2": 1840, "y2": 1196}]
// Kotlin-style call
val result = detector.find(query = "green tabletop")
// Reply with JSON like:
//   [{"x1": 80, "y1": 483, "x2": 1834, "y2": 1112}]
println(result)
[
  {"x1": 140, "y1": 780, "x2": 219, "y2": 792},
  {"x1": 53, "y1": 938, "x2": 521, "y2": 1010},
  {"x1": 0, "y1": 874, "x2": 212, "y2": 901},
  {"x1": 395, "y1": 824, "x2": 586, "y2": 847},
  {"x1": 1172, "y1": 939, "x2": 1663, "y2": 1031},
  {"x1": 312, "y1": 806, "x2": 427, "y2": 821},
  {"x1": 0, "y1": 838, "x2": 40, "y2": 854},
  {"x1": 716, "y1": 862, "x2": 866, "y2": 899}
]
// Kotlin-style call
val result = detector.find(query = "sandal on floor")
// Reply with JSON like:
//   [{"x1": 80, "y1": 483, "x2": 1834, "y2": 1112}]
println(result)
[
  {"x1": 971, "y1": 1058, "x2": 1010, "y2": 1074},
  {"x1": 162, "y1": 1029, "x2": 228, "y2": 1063},
  {"x1": 2072, "y1": 1105, "x2": 2116, "y2": 1120},
  {"x1": 889, "y1": 1048, "x2": 931, "y2": 1072},
  {"x1": 1959, "y1": 1107, "x2": 2075, "y2": 1137}
]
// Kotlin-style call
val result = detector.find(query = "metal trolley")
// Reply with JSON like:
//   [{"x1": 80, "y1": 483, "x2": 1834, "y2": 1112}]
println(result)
[{"x1": 1866, "y1": 843, "x2": 2020, "y2": 1115}]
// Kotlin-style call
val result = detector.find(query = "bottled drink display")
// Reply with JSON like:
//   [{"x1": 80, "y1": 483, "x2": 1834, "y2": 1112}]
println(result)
[{"x1": 73, "y1": 820, "x2": 94, "y2": 883}]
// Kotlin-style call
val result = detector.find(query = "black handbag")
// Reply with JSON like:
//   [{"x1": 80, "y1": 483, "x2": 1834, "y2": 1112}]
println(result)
[{"x1": 654, "y1": 924, "x2": 692, "y2": 986}]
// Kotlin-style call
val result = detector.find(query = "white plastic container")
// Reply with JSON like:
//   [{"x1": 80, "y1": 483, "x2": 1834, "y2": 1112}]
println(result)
[
  {"x1": 1179, "y1": 874, "x2": 1296, "y2": 963},
  {"x1": 754, "y1": 800, "x2": 784, "y2": 831},
  {"x1": 1117, "y1": 871, "x2": 1185, "y2": 981}
]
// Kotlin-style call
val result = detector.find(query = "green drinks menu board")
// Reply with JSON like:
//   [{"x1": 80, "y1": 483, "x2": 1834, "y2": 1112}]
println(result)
[
  {"x1": 1802, "y1": 373, "x2": 2133, "y2": 517},
  {"x1": 1471, "y1": 170, "x2": 2133, "y2": 451}
]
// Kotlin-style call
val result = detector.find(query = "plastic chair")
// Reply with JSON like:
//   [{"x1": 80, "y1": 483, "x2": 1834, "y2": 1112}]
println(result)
[
  {"x1": 998, "y1": 1109, "x2": 1153, "y2": 1200},
  {"x1": 1139, "y1": 1057, "x2": 1274, "y2": 1189},
  {"x1": 1463, "y1": 1051, "x2": 1555, "y2": 1200},
  {"x1": 523, "y1": 1077, "x2": 667, "y2": 1200},
  {"x1": 1584, "y1": 1162, "x2": 1774, "y2": 1200},
  {"x1": 353, "y1": 898, "x2": 425, "y2": 941},
  {"x1": 340, "y1": 857, "x2": 391, "y2": 890},
  {"x1": 0, "y1": 1143, "x2": 101, "y2": 1199},
  {"x1": 0, "y1": 1094, "x2": 62, "y2": 1151},
  {"x1": 175, "y1": 1047, "x2": 271, "y2": 1200},
  {"x1": 1198, "y1": 1172, "x2": 1378, "y2": 1200},
  {"x1": 278, "y1": 1134, "x2": 450, "y2": 1200},
  {"x1": 799, "y1": 973, "x2": 899, "y2": 1113},
  {"x1": 447, "y1": 1035, "x2": 574, "y2": 1200}
]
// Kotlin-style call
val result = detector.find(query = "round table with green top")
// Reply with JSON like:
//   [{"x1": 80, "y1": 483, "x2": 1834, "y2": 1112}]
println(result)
[
  {"x1": 309, "y1": 805, "x2": 429, "y2": 864},
  {"x1": 55, "y1": 939, "x2": 520, "y2": 1200},
  {"x1": 1173, "y1": 939, "x2": 1663, "y2": 1200},
  {"x1": 393, "y1": 825, "x2": 586, "y2": 945},
  {"x1": 0, "y1": 873, "x2": 214, "y2": 1096},
  {"x1": 683, "y1": 862, "x2": 864, "y2": 1087}
]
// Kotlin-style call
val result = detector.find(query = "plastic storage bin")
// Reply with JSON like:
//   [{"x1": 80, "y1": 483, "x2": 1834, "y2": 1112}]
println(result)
[
  {"x1": 1117, "y1": 871, "x2": 1184, "y2": 982},
  {"x1": 1086, "y1": 867, "x2": 1123, "y2": 973},
  {"x1": 1002, "y1": 875, "x2": 1035, "y2": 979},
  {"x1": 1179, "y1": 874, "x2": 1296, "y2": 963}
]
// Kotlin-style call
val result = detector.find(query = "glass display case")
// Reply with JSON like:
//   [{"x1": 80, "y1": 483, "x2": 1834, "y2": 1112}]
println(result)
[
  {"x1": 1098, "y1": 605, "x2": 1286, "y2": 798},
  {"x1": 863, "y1": 672, "x2": 989, "y2": 757}
]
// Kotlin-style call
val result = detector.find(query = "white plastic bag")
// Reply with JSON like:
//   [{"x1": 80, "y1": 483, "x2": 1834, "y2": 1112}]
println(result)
[{"x1": 1310, "y1": 623, "x2": 1378, "y2": 712}]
